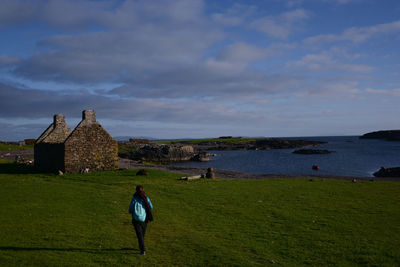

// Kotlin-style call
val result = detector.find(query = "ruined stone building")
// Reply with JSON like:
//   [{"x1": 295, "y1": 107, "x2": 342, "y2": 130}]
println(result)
[{"x1": 34, "y1": 110, "x2": 118, "y2": 173}]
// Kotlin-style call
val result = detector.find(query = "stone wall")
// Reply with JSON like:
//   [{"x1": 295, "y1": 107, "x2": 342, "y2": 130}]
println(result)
[
  {"x1": 36, "y1": 114, "x2": 72, "y2": 143},
  {"x1": 64, "y1": 110, "x2": 118, "y2": 173},
  {"x1": 34, "y1": 114, "x2": 71, "y2": 171}
]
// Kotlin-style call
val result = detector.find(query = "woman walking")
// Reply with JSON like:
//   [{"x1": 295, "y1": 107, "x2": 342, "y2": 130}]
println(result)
[{"x1": 129, "y1": 185, "x2": 153, "y2": 255}]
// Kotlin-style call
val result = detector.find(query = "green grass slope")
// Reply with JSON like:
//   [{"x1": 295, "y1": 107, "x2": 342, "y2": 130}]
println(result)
[{"x1": 0, "y1": 162, "x2": 399, "y2": 266}]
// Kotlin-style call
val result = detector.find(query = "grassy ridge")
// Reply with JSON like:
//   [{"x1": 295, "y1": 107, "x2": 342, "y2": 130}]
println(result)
[
  {"x1": 117, "y1": 143, "x2": 140, "y2": 154},
  {"x1": 0, "y1": 162, "x2": 399, "y2": 266}
]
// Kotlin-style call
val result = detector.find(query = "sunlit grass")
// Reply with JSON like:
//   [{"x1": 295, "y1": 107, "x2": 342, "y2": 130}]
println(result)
[{"x1": 0, "y1": 162, "x2": 399, "y2": 266}]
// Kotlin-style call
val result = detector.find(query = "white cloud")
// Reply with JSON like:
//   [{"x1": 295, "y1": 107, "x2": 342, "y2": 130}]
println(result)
[
  {"x1": 251, "y1": 19, "x2": 290, "y2": 39},
  {"x1": 0, "y1": 0, "x2": 206, "y2": 30},
  {"x1": 13, "y1": 21, "x2": 223, "y2": 83},
  {"x1": 250, "y1": 9, "x2": 310, "y2": 39},
  {"x1": 0, "y1": 82, "x2": 289, "y2": 127},
  {"x1": 285, "y1": 0, "x2": 304, "y2": 8},
  {"x1": 275, "y1": 0, "x2": 362, "y2": 8},
  {"x1": 365, "y1": 88, "x2": 400, "y2": 96},
  {"x1": 335, "y1": 0, "x2": 359, "y2": 4},
  {"x1": 216, "y1": 42, "x2": 270, "y2": 64},
  {"x1": 0, "y1": 55, "x2": 21, "y2": 67},
  {"x1": 286, "y1": 52, "x2": 373, "y2": 73},
  {"x1": 304, "y1": 20, "x2": 400, "y2": 45},
  {"x1": 0, "y1": 0, "x2": 37, "y2": 26},
  {"x1": 211, "y1": 3, "x2": 257, "y2": 27},
  {"x1": 281, "y1": 9, "x2": 309, "y2": 22}
]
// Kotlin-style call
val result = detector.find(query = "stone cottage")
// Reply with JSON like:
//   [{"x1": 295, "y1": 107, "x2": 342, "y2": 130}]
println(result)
[{"x1": 34, "y1": 110, "x2": 118, "y2": 173}]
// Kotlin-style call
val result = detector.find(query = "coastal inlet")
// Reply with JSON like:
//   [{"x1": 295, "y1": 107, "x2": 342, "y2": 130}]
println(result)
[{"x1": 171, "y1": 136, "x2": 400, "y2": 178}]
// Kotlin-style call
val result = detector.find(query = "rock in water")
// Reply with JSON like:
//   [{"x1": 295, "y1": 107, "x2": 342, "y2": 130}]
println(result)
[
  {"x1": 293, "y1": 149, "x2": 333, "y2": 154},
  {"x1": 312, "y1": 165, "x2": 320, "y2": 170}
]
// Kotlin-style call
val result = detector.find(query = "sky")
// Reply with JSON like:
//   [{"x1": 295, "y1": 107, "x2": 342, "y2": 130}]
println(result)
[{"x1": 0, "y1": 0, "x2": 399, "y2": 141}]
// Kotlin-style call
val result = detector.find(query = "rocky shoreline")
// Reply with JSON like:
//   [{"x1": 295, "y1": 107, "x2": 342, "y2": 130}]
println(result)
[
  {"x1": 118, "y1": 143, "x2": 212, "y2": 162},
  {"x1": 118, "y1": 138, "x2": 326, "y2": 163},
  {"x1": 3, "y1": 148, "x2": 400, "y2": 180},
  {"x1": 118, "y1": 158, "x2": 400, "y2": 181}
]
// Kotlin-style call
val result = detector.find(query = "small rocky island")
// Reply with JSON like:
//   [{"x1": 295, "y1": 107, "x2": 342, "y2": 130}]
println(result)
[
  {"x1": 293, "y1": 149, "x2": 334, "y2": 155},
  {"x1": 119, "y1": 137, "x2": 325, "y2": 163},
  {"x1": 360, "y1": 130, "x2": 400, "y2": 141}
]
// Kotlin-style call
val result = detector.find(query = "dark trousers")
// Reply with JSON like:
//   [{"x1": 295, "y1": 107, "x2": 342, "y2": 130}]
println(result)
[{"x1": 133, "y1": 221, "x2": 147, "y2": 253}]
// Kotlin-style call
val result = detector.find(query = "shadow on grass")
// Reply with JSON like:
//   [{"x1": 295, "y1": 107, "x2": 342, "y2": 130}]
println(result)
[
  {"x1": 0, "y1": 163, "x2": 43, "y2": 175},
  {"x1": 0, "y1": 246, "x2": 136, "y2": 254}
]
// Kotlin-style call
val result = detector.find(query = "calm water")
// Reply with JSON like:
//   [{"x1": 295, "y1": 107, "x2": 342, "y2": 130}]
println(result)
[{"x1": 172, "y1": 136, "x2": 400, "y2": 177}]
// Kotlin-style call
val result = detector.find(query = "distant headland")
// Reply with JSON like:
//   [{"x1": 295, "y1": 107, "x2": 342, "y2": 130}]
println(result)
[{"x1": 359, "y1": 130, "x2": 400, "y2": 141}]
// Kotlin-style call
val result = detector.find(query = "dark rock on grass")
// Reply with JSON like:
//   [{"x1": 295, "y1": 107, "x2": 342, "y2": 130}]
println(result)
[
  {"x1": 293, "y1": 149, "x2": 334, "y2": 155},
  {"x1": 136, "y1": 169, "x2": 148, "y2": 176},
  {"x1": 373, "y1": 167, "x2": 400, "y2": 177}
]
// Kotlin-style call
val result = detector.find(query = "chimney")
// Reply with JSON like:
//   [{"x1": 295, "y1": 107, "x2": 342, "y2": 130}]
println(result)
[
  {"x1": 53, "y1": 114, "x2": 66, "y2": 127},
  {"x1": 82, "y1": 110, "x2": 96, "y2": 124}
]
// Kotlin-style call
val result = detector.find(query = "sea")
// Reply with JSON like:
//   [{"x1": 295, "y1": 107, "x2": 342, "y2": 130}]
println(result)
[{"x1": 171, "y1": 136, "x2": 400, "y2": 177}]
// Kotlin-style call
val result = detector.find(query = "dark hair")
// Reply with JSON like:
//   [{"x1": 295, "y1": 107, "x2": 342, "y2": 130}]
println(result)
[
  {"x1": 136, "y1": 185, "x2": 143, "y2": 193},
  {"x1": 134, "y1": 184, "x2": 153, "y2": 222}
]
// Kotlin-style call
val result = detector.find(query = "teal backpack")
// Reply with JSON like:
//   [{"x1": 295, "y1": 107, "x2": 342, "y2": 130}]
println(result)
[{"x1": 133, "y1": 198, "x2": 146, "y2": 222}]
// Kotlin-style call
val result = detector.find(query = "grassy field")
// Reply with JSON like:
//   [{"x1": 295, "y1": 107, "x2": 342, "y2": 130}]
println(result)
[
  {"x1": 0, "y1": 162, "x2": 399, "y2": 266},
  {"x1": 0, "y1": 143, "x2": 33, "y2": 151}
]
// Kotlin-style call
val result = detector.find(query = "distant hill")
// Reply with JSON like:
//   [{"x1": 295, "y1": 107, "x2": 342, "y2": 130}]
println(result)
[
  {"x1": 114, "y1": 136, "x2": 156, "y2": 142},
  {"x1": 359, "y1": 130, "x2": 400, "y2": 141}
]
